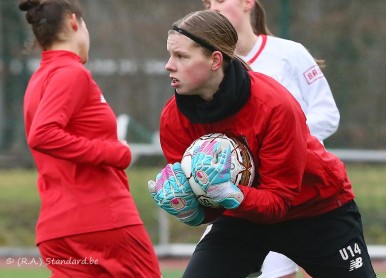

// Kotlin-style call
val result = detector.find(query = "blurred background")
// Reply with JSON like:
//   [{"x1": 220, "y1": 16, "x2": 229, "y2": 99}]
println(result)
[
  {"x1": 0, "y1": 0, "x2": 385, "y2": 167},
  {"x1": 0, "y1": 1, "x2": 385, "y2": 273}
]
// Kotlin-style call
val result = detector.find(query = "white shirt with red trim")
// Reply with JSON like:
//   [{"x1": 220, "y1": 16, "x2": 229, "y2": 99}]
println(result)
[{"x1": 241, "y1": 35, "x2": 340, "y2": 142}]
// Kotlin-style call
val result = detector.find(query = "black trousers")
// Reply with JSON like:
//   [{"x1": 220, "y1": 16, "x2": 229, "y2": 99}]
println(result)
[{"x1": 182, "y1": 201, "x2": 377, "y2": 278}]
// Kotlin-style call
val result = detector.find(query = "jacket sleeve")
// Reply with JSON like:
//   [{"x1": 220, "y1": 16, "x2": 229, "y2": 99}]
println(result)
[
  {"x1": 27, "y1": 67, "x2": 131, "y2": 169},
  {"x1": 225, "y1": 98, "x2": 308, "y2": 223},
  {"x1": 293, "y1": 43, "x2": 340, "y2": 142},
  {"x1": 159, "y1": 100, "x2": 196, "y2": 164}
]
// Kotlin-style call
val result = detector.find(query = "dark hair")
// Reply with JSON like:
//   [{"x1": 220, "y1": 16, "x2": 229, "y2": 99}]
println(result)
[{"x1": 18, "y1": 0, "x2": 83, "y2": 50}]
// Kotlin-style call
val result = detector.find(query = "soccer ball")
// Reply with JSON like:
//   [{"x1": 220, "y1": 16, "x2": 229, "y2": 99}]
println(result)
[{"x1": 181, "y1": 133, "x2": 255, "y2": 208}]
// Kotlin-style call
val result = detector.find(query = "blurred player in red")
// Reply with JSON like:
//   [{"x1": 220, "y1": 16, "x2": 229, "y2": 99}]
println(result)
[
  {"x1": 202, "y1": 1, "x2": 341, "y2": 277},
  {"x1": 19, "y1": 0, "x2": 160, "y2": 277},
  {"x1": 148, "y1": 10, "x2": 376, "y2": 278}
]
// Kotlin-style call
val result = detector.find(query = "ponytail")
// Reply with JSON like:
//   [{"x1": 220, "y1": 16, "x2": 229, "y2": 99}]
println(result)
[{"x1": 251, "y1": 0, "x2": 272, "y2": 35}]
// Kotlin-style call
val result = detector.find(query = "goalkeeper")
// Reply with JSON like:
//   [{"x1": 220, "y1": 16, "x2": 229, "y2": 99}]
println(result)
[{"x1": 148, "y1": 10, "x2": 376, "y2": 278}]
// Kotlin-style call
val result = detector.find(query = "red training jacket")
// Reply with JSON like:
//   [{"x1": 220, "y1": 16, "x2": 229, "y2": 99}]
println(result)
[
  {"x1": 160, "y1": 72, "x2": 355, "y2": 224},
  {"x1": 24, "y1": 50, "x2": 143, "y2": 244}
]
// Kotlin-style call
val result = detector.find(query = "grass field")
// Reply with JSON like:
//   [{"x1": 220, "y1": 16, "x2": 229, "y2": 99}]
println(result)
[
  {"x1": 0, "y1": 164, "x2": 385, "y2": 277},
  {"x1": 2, "y1": 164, "x2": 384, "y2": 247}
]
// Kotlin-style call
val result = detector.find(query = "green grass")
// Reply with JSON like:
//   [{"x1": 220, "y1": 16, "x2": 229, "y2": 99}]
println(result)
[
  {"x1": 0, "y1": 268, "x2": 49, "y2": 278},
  {"x1": 0, "y1": 170, "x2": 40, "y2": 246},
  {"x1": 345, "y1": 164, "x2": 386, "y2": 243},
  {"x1": 0, "y1": 164, "x2": 385, "y2": 246},
  {"x1": 0, "y1": 164, "x2": 385, "y2": 277}
]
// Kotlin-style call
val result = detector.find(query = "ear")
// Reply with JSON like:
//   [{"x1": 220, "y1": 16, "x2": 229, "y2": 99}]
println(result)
[
  {"x1": 69, "y1": 13, "x2": 79, "y2": 31},
  {"x1": 244, "y1": 0, "x2": 255, "y2": 12},
  {"x1": 211, "y1": 51, "x2": 224, "y2": 71}
]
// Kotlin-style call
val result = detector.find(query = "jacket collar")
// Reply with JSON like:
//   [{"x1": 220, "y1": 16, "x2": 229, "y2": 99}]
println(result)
[{"x1": 175, "y1": 59, "x2": 251, "y2": 124}]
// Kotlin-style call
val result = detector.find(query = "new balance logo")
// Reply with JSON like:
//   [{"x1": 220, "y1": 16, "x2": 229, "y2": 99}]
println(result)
[
  {"x1": 349, "y1": 257, "x2": 363, "y2": 271},
  {"x1": 339, "y1": 243, "x2": 364, "y2": 271}
]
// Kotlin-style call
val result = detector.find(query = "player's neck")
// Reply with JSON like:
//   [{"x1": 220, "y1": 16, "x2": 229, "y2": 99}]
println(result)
[{"x1": 235, "y1": 28, "x2": 258, "y2": 57}]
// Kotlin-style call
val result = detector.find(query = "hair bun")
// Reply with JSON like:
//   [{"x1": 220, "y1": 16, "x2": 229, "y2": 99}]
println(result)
[{"x1": 19, "y1": 0, "x2": 41, "y2": 12}]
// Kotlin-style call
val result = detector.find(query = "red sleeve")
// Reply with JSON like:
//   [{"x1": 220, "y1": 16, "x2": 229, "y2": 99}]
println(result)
[
  {"x1": 27, "y1": 67, "x2": 131, "y2": 169},
  {"x1": 225, "y1": 97, "x2": 308, "y2": 223},
  {"x1": 159, "y1": 97, "x2": 198, "y2": 163}
]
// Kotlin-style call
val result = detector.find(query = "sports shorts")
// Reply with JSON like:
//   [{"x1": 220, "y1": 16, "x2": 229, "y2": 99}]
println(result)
[
  {"x1": 38, "y1": 225, "x2": 161, "y2": 278},
  {"x1": 182, "y1": 200, "x2": 376, "y2": 278}
]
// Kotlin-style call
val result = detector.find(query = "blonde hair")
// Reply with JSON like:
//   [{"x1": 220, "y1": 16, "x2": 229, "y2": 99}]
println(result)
[{"x1": 170, "y1": 10, "x2": 251, "y2": 70}]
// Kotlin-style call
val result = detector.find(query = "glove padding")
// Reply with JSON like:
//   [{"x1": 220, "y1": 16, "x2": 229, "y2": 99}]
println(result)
[
  {"x1": 191, "y1": 140, "x2": 244, "y2": 209},
  {"x1": 148, "y1": 162, "x2": 204, "y2": 226}
]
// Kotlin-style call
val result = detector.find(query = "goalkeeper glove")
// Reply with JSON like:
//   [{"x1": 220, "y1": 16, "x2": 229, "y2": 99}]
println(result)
[
  {"x1": 191, "y1": 141, "x2": 244, "y2": 209},
  {"x1": 148, "y1": 162, "x2": 205, "y2": 226}
]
